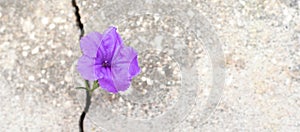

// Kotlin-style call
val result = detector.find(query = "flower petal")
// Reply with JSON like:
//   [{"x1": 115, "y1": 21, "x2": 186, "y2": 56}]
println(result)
[
  {"x1": 129, "y1": 56, "x2": 141, "y2": 79},
  {"x1": 112, "y1": 46, "x2": 138, "y2": 65},
  {"x1": 98, "y1": 67, "x2": 118, "y2": 93},
  {"x1": 97, "y1": 27, "x2": 123, "y2": 61},
  {"x1": 111, "y1": 63, "x2": 131, "y2": 92},
  {"x1": 77, "y1": 55, "x2": 101, "y2": 80},
  {"x1": 111, "y1": 46, "x2": 140, "y2": 92},
  {"x1": 80, "y1": 32, "x2": 102, "y2": 58}
]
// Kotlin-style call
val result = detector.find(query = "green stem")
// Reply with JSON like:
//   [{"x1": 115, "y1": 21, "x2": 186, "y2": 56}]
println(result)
[{"x1": 79, "y1": 80, "x2": 99, "y2": 132}]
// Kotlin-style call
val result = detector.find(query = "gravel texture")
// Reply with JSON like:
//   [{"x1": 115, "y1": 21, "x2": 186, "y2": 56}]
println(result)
[{"x1": 0, "y1": 0, "x2": 299, "y2": 131}]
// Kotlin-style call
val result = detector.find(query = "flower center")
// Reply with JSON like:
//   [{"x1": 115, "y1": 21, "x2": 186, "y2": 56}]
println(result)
[{"x1": 102, "y1": 60, "x2": 111, "y2": 68}]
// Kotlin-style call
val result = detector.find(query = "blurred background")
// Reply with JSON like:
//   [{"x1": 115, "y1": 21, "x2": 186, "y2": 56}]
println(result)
[{"x1": 0, "y1": 0, "x2": 299, "y2": 131}]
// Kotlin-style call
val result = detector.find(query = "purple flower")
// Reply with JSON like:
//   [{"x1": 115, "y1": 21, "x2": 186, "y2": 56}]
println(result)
[{"x1": 77, "y1": 27, "x2": 141, "y2": 93}]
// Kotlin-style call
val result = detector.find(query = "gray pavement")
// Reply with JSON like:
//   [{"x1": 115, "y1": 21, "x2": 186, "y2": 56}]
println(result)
[{"x1": 0, "y1": 0, "x2": 299, "y2": 131}]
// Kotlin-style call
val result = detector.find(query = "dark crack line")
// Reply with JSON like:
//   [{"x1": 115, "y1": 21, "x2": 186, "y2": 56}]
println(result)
[
  {"x1": 72, "y1": 0, "x2": 84, "y2": 39},
  {"x1": 72, "y1": 0, "x2": 87, "y2": 132}
]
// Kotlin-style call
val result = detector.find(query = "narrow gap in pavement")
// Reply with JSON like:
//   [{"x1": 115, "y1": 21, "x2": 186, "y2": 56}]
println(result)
[{"x1": 72, "y1": 0, "x2": 85, "y2": 40}]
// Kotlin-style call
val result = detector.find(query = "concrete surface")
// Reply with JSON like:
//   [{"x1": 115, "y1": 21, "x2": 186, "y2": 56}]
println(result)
[{"x1": 0, "y1": 0, "x2": 299, "y2": 131}]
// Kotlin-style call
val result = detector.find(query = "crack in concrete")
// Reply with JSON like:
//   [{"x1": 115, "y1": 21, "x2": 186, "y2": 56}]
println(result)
[
  {"x1": 72, "y1": 0, "x2": 84, "y2": 39},
  {"x1": 72, "y1": 1, "x2": 87, "y2": 131}
]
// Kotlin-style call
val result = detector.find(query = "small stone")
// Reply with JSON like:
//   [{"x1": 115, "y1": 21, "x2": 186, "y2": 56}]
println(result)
[
  {"x1": 40, "y1": 78, "x2": 48, "y2": 83},
  {"x1": 31, "y1": 47, "x2": 39, "y2": 54},
  {"x1": 0, "y1": 26, "x2": 5, "y2": 33},
  {"x1": 49, "y1": 24, "x2": 56, "y2": 29},
  {"x1": 147, "y1": 79, "x2": 153, "y2": 85},
  {"x1": 64, "y1": 73, "x2": 71, "y2": 82},
  {"x1": 29, "y1": 33, "x2": 35, "y2": 40},
  {"x1": 53, "y1": 17, "x2": 64, "y2": 23},
  {"x1": 67, "y1": 50, "x2": 72, "y2": 57},
  {"x1": 167, "y1": 81, "x2": 171, "y2": 85},
  {"x1": 288, "y1": 65, "x2": 300, "y2": 79},
  {"x1": 53, "y1": 100, "x2": 56, "y2": 105},
  {"x1": 295, "y1": 24, "x2": 300, "y2": 32},
  {"x1": 82, "y1": 1, "x2": 87, "y2": 6},
  {"x1": 60, "y1": 60, "x2": 65, "y2": 65},
  {"x1": 237, "y1": 19, "x2": 244, "y2": 27},
  {"x1": 22, "y1": 51, "x2": 28, "y2": 57},
  {"x1": 22, "y1": 18, "x2": 34, "y2": 32},
  {"x1": 41, "y1": 17, "x2": 49, "y2": 25},
  {"x1": 142, "y1": 67, "x2": 146, "y2": 72},
  {"x1": 49, "y1": 85, "x2": 55, "y2": 92},
  {"x1": 127, "y1": 102, "x2": 132, "y2": 109},
  {"x1": 119, "y1": 97, "x2": 124, "y2": 102},
  {"x1": 22, "y1": 45, "x2": 30, "y2": 50},
  {"x1": 282, "y1": 8, "x2": 293, "y2": 25},
  {"x1": 64, "y1": 101, "x2": 72, "y2": 108},
  {"x1": 41, "y1": 70, "x2": 46, "y2": 74},
  {"x1": 187, "y1": 10, "x2": 195, "y2": 17},
  {"x1": 153, "y1": 35, "x2": 163, "y2": 47},
  {"x1": 142, "y1": 89, "x2": 148, "y2": 94},
  {"x1": 160, "y1": 84, "x2": 166, "y2": 89},
  {"x1": 141, "y1": 76, "x2": 147, "y2": 81},
  {"x1": 28, "y1": 75, "x2": 35, "y2": 81},
  {"x1": 47, "y1": 40, "x2": 53, "y2": 45}
]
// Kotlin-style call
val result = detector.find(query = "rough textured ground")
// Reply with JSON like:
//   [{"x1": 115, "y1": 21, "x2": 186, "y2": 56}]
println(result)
[{"x1": 0, "y1": 0, "x2": 299, "y2": 131}]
